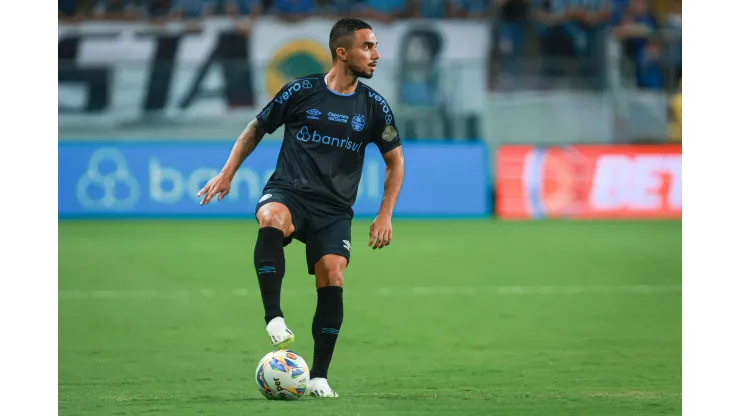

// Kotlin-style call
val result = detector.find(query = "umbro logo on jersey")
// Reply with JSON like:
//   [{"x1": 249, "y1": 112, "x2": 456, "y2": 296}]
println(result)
[
  {"x1": 306, "y1": 109, "x2": 321, "y2": 120},
  {"x1": 342, "y1": 240, "x2": 351, "y2": 251}
]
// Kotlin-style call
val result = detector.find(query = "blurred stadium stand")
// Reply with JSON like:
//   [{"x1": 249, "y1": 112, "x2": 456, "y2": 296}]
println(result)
[
  {"x1": 59, "y1": 0, "x2": 682, "y2": 146},
  {"x1": 59, "y1": 1, "x2": 681, "y2": 220}
]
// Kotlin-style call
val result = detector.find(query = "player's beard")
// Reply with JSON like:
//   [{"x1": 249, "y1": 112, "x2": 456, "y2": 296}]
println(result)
[{"x1": 349, "y1": 62, "x2": 374, "y2": 79}]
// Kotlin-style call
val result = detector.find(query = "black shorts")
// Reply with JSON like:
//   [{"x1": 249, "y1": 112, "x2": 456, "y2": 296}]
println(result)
[{"x1": 255, "y1": 188, "x2": 352, "y2": 275}]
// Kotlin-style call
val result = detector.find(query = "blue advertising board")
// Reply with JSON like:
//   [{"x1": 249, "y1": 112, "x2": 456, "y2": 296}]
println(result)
[{"x1": 58, "y1": 141, "x2": 491, "y2": 218}]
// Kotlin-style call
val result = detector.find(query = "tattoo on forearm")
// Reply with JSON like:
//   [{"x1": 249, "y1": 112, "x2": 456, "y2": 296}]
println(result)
[{"x1": 238, "y1": 121, "x2": 264, "y2": 158}]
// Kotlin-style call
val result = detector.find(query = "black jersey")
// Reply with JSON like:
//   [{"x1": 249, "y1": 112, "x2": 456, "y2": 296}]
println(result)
[{"x1": 255, "y1": 73, "x2": 401, "y2": 211}]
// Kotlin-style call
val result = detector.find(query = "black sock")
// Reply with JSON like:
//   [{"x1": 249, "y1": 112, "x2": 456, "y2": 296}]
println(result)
[
  {"x1": 310, "y1": 286, "x2": 344, "y2": 379},
  {"x1": 254, "y1": 227, "x2": 286, "y2": 324}
]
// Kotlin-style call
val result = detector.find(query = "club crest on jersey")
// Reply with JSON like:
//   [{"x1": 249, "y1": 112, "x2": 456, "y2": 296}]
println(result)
[{"x1": 351, "y1": 114, "x2": 365, "y2": 132}]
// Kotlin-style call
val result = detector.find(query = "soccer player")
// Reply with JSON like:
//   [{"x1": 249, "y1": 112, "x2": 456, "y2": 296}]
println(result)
[{"x1": 197, "y1": 17, "x2": 405, "y2": 398}]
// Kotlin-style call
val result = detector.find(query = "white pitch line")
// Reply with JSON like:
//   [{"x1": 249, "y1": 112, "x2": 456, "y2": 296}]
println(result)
[{"x1": 58, "y1": 285, "x2": 681, "y2": 300}]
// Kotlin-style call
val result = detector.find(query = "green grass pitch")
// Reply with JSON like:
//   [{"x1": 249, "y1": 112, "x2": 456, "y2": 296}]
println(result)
[{"x1": 59, "y1": 219, "x2": 681, "y2": 415}]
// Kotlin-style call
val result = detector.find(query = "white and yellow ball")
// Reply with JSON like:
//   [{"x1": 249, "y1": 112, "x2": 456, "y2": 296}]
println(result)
[{"x1": 255, "y1": 350, "x2": 310, "y2": 400}]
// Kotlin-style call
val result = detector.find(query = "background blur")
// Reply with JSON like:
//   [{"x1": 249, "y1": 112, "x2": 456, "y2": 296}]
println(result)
[
  {"x1": 58, "y1": 1, "x2": 682, "y2": 414},
  {"x1": 58, "y1": 0, "x2": 682, "y2": 219},
  {"x1": 59, "y1": 0, "x2": 682, "y2": 143}
]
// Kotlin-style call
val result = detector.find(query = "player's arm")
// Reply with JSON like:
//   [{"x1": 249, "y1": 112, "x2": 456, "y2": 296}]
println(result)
[
  {"x1": 377, "y1": 146, "x2": 405, "y2": 220},
  {"x1": 369, "y1": 146, "x2": 405, "y2": 250},
  {"x1": 220, "y1": 118, "x2": 267, "y2": 180},
  {"x1": 197, "y1": 118, "x2": 267, "y2": 205},
  {"x1": 199, "y1": 80, "x2": 296, "y2": 205}
]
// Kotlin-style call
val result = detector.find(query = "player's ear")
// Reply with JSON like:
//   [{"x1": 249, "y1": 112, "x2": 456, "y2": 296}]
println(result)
[{"x1": 336, "y1": 47, "x2": 348, "y2": 62}]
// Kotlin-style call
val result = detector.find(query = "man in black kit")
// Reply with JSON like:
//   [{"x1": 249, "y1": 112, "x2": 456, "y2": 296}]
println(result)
[{"x1": 197, "y1": 18, "x2": 405, "y2": 398}]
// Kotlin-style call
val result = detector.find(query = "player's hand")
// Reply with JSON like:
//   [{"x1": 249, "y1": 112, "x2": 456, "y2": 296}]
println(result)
[
  {"x1": 369, "y1": 214, "x2": 392, "y2": 250},
  {"x1": 197, "y1": 172, "x2": 233, "y2": 205}
]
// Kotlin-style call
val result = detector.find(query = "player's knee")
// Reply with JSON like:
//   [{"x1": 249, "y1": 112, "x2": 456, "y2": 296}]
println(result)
[
  {"x1": 326, "y1": 267, "x2": 344, "y2": 287},
  {"x1": 316, "y1": 256, "x2": 346, "y2": 288},
  {"x1": 257, "y1": 203, "x2": 294, "y2": 235}
]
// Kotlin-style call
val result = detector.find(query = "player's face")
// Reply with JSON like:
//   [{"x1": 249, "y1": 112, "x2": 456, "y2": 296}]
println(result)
[{"x1": 347, "y1": 29, "x2": 380, "y2": 79}]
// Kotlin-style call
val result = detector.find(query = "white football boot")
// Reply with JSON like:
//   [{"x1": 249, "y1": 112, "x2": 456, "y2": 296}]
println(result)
[
  {"x1": 308, "y1": 377, "x2": 339, "y2": 398},
  {"x1": 266, "y1": 317, "x2": 295, "y2": 349}
]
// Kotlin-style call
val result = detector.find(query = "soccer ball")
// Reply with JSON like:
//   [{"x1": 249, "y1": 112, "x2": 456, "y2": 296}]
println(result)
[{"x1": 255, "y1": 350, "x2": 310, "y2": 400}]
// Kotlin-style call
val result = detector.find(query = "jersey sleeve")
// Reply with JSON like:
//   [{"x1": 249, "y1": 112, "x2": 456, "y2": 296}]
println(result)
[
  {"x1": 255, "y1": 81, "x2": 300, "y2": 134},
  {"x1": 371, "y1": 101, "x2": 402, "y2": 154}
]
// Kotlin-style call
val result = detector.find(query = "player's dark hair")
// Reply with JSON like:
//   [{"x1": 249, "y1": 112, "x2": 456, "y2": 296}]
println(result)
[{"x1": 329, "y1": 18, "x2": 373, "y2": 60}]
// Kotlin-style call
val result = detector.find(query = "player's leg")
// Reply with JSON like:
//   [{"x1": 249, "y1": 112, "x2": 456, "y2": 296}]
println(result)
[
  {"x1": 255, "y1": 200, "x2": 296, "y2": 349},
  {"x1": 308, "y1": 254, "x2": 346, "y2": 398},
  {"x1": 305, "y1": 217, "x2": 351, "y2": 398}
]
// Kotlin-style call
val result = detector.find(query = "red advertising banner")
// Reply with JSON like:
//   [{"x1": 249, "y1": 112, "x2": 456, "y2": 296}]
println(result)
[{"x1": 495, "y1": 145, "x2": 682, "y2": 219}]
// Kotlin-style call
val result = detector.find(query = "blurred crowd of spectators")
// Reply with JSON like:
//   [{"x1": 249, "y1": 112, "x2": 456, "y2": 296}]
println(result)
[
  {"x1": 610, "y1": 0, "x2": 681, "y2": 90},
  {"x1": 59, "y1": 0, "x2": 681, "y2": 91},
  {"x1": 58, "y1": 0, "x2": 491, "y2": 21},
  {"x1": 491, "y1": 0, "x2": 681, "y2": 90}
]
